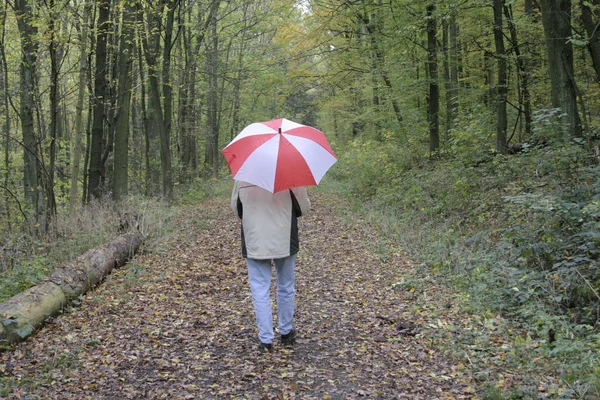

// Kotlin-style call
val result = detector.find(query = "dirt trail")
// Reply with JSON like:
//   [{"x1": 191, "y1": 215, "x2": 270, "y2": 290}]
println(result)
[{"x1": 1, "y1": 193, "x2": 474, "y2": 399}]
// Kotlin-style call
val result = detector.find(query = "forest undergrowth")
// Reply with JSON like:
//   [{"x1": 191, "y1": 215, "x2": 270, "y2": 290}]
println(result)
[{"x1": 328, "y1": 138, "x2": 600, "y2": 398}]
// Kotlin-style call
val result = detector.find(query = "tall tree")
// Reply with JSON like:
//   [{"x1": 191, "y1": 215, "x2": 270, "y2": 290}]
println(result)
[
  {"x1": 504, "y1": 3, "x2": 532, "y2": 138},
  {"x1": 88, "y1": 0, "x2": 111, "y2": 200},
  {"x1": 140, "y1": 0, "x2": 174, "y2": 201},
  {"x1": 46, "y1": 0, "x2": 61, "y2": 225},
  {"x1": 427, "y1": 3, "x2": 439, "y2": 153},
  {"x1": 205, "y1": 0, "x2": 220, "y2": 178},
  {"x1": 580, "y1": 0, "x2": 600, "y2": 83},
  {"x1": 113, "y1": 0, "x2": 136, "y2": 202},
  {"x1": 0, "y1": 0, "x2": 11, "y2": 231},
  {"x1": 14, "y1": 0, "x2": 42, "y2": 224},
  {"x1": 493, "y1": 0, "x2": 508, "y2": 153},
  {"x1": 70, "y1": 0, "x2": 91, "y2": 210},
  {"x1": 443, "y1": 6, "x2": 459, "y2": 134},
  {"x1": 540, "y1": 0, "x2": 583, "y2": 138}
]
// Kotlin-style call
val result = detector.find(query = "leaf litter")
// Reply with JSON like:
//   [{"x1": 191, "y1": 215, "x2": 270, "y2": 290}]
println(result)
[{"x1": 0, "y1": 192, "x2": 563, "y2": 399}]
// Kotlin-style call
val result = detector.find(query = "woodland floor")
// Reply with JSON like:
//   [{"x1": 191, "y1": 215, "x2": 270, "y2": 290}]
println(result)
[{"x1": 0, "y1": 192, "x2": 562, "y2": 399}]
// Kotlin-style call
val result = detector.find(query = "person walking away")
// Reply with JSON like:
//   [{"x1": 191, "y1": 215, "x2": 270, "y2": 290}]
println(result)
[{"x1": 230, "y1": 181, "x2": 310, "y2": 354}]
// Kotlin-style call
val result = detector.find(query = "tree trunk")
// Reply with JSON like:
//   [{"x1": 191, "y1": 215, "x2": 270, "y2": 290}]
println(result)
[
  {"x1": 580, "y1": 0, "x2": 600, "y2": 83},
  {"x1": 0, "y1": 1, "x2": 11, "y2": 232},
  {"x1": 140, "y1": 2, "x2": 173, "y2": 201},
  {"x1": 70, "y1": 2, "x2": 91, "y2": 211},
  {"x1": 448, "y1": 7, "x2": 459, "y2": 130},
  {"x1": 0, "y1": 232, "x2": 143, "y2": 346},
  {"x1": 540, "y1": 0, "x2": 583, "y2": 138},
  {"x1": 427, "y1": 3, "x2": 439, "y2": 154},
  {"x1": 15, "y1": 0, "x2": 41, "y2": 225},
  {"x1": 493, "y1": 0, "x2": 508, "y2": 154},
  {"x1": 206, "y1": 0, "x2": 221, "y2": 179},
  {"x1": 135, "y1": 30, "x2": 151, "y2": 197},
  {"x1": 88, "y1": 0, "x2": 111, "y2": 200},
  {"x1": 162, "y1": 0, "x2": 178, "y2": 180},
  {"x1": 113, "y1": 0, "x2": 135, "y2": 202},
  {"x1": 442, "y1": 19, "x2": 450, "y2": 140},
  {"x1": 504, "y1": 4, "x2": 532, "y2": 138},
  {"x1": 46, "y1": 0, "x2": 59, "y2": 227}
]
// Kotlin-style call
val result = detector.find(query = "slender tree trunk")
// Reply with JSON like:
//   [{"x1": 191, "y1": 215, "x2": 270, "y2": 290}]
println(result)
[
  {"x1": 70, "y1": 2, "x2": 91, "y2": 210},
  {"x1": 88, "y1": 0, "x2": 111, "y2": 200},
  {"x1": 362, "y1": 4, "x2": 402, "y2": 128},
  {"x1": 493, "y1": 0, "x2": 508, "y2": 153},
  {"x1": 448, "y1": 7, "x2": 459, "y2": 129},
  {"x1": 540, "y1": 0, "x2": 583, "y2": 138},
  {"x1": 140, "y1": 2, "x2": 173, "y2": 201},
  {"x1": 113, "y1": 0, "x2": 135, "y2": 202},
  {"x1": 46, "y1": 0, "x2": 59, "y2": 227},
  {"x1": 15, "y1": 0, "x2": 41, "y2": 225},
  {"x1": 179, "y1": 3, "x2": 202, "y2": 182},
  {"x1": 580, "y1": 0, "x2": 600, "y2": 83},
  {"x1": 427, "y1": 3, "x2": 439, "y2": 154},
  {"x1": 0, "y1": 2, "x2": 10, "y2": 232},
  {"x1": 504, "y1": 4, "x2": 532, "y2": 138},
  {"x1": 162, "y1": 0, "x2": 177, "y2": 164},
  {"x1": 483, "y1": 51, "x2": 494, "y2": 106},
  {"x1": 442, "y1": 19, "x2": 450, "y2": 140},
  {"x1": 135, "y1": 30, "x2": 151, "y2": 197},
  {"x1": 206, "y1": 0, "x2": 220, "y2": 179}
]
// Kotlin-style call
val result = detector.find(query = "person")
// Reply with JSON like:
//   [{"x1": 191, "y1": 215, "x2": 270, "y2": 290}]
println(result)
[{"x1": 230, "y1": 180, "x2": 310, "y2": 354}]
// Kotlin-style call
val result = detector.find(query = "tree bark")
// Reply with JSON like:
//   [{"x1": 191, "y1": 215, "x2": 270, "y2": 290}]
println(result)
[
  {"x1": 70, "y1": 1, "x2": 91, "y2": 211},
  {"x1": 427, "y1": 3, "x2": 439, "y2": 153},
  {"x1": 113, "y1": 0, "x2": 135, "y2": 202},
  {"x1": 580, "y1": 0, "x2": 600, "y2": 83},
  {"x1": 206, "y1": 0, "x2": 221, "y2": 179},
  {"x1": 0, "y1": 1, "x2": 11, "y2": 232},
  {"x1": 140, "y1": 1, "x2": 173, "y2": 201},
  {"x1": 88, "y1": 0, "x2": 111, "y2": 200},
  {"x1": 46, "y1": 0, "x2": 59, "y2": 227},
  {"x1": 504, "y1": 4, "x2": 532, "y2": 138},
  {"x1": 493, "y1": 0, "x2": 508, "y2": 154},
  {"x1": 448, "y1": 7, "x2": 459, "y2": 130},
  {"x1": 15, "y1": 0, "x2": 41, "y2": 224},
  {"x1": 540, "y1": 0, "x2": 583, "y2": 138}
]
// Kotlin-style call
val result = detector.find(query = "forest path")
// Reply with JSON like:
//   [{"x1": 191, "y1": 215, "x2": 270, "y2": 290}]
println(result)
[{"x1": 2, "y1": 192, "x2": 476, "y2": 399}]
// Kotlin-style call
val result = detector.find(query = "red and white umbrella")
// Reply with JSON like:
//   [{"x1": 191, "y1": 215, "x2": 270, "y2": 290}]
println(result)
[{"x1": 222, "y1": 118, "x2": 337, "y2": 193}]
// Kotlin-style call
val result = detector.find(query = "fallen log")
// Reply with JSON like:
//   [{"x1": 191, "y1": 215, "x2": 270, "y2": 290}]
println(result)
[
  {"x1": 0, "y1": 282, "x2": 66, "y2": 344},
  {"x1": 46, "y1": 232, "x2": 144, "y2": 299},
  {"x1": 0, "y1": 232, "x2": 144, "y2": 347}
]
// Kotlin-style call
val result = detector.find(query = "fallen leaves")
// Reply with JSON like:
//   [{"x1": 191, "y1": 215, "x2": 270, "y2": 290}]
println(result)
[{"x1": 0, "y1": 194, "x2": 563, "y2": 399}]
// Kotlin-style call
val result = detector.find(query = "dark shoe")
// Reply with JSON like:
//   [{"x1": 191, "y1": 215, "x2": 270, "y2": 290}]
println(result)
[
  {"x1": 258, "y1": 342, "x2": 273, "y2": 354},
  {"x1": 281, "y1": 329, "x2": 297, "y2": 346}
]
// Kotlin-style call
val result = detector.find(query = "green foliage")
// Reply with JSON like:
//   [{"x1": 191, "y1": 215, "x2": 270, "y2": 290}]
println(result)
[
  {"x1": 177, "y1": 175, "x2": 233, "y2": 205},
  {"x1": 330, "y1": 135, "x2": 600, "y2": 396}
]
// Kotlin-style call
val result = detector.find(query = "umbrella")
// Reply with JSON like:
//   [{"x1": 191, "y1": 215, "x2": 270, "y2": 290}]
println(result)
[{"x1": 222, "y1": 118, "x2": 337, "y2": 193}]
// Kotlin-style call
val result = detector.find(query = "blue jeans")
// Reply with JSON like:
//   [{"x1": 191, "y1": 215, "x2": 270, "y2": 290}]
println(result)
[{"x1": 246, "y1": 254, "x2": 296, "y2": 344}]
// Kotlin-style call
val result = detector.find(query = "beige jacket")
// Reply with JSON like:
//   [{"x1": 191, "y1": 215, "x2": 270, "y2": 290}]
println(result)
[{"x1": 230, "y1": 181, "x2": 310, "y2": 259}]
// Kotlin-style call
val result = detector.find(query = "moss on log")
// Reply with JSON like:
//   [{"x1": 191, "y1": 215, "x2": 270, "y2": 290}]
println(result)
[
  {"x1": 0, "y1": 282, "x2": 66, "y2": 345},
  {"x1": 0, "y1": 232, "x2": 144, "y2": 347}
]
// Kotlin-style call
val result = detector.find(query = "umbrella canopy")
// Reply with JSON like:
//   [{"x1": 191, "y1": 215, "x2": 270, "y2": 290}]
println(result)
[{"x1": 222, "y1": 118, "x2": 337, "y2": 193}]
